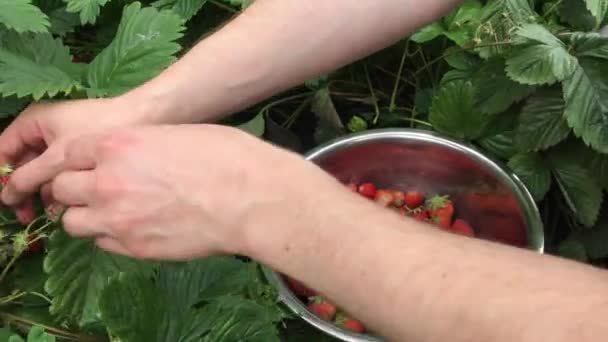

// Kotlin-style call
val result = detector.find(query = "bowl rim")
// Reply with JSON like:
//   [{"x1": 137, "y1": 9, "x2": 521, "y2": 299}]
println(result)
[{"x1": 262, "y1": 128, "x2": 545, "y2": 342}]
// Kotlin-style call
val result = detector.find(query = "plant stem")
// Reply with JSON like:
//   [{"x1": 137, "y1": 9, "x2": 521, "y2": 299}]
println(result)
[
  {"x1": 543, "y1": 0, "x2": 564, "y2": 19},
  {"x1": 363, "y1": 63, "x2": 381, "y2": 124},
  {"x1": 389, "y1": 40, "x2": 410, "y2": 112},
  {"x1": 0, "y1": 313, "x2": 103, "y2": 342},
  {"x1": 284, "y1": 97, "x2": 312, "y2": 129},
  {"x1": 210, "y1": 0, "x2": 238, "y2": 13}
]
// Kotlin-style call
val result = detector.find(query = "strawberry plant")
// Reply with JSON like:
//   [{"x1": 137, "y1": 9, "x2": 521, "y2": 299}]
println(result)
[{"x1": 1, "y1": 0, "x2": 608, "y2": 340}]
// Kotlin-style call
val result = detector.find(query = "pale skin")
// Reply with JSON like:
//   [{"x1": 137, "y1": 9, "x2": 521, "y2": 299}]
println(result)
[{"x1": 1, "y1": 0, "x2": 607, "y2": 341}]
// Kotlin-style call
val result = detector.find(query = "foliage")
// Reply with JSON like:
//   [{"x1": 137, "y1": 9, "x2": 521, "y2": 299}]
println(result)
[{"x1": 1, "y1": 0, "x2": 608, "y2": 341}]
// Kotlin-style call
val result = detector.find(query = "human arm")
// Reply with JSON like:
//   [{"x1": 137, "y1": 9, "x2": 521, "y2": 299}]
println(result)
[
  {"x1": 124, "y1": 0, "x2": 464, "y2": 124},
  {"x1": 50, "y1": 125, "x2": 608, "y2": 342},
  {"x1": 0, "y1": 0, "x2": 461, "y2": 208}
]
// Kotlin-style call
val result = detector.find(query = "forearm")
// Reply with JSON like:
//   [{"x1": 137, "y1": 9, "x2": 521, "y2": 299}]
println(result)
[
  {"x1": 243, "y1": 173, "x2": 608, "y2": 341},
  {"x1": 125, "y1": 0, "x2": 462, "y2": 124}
]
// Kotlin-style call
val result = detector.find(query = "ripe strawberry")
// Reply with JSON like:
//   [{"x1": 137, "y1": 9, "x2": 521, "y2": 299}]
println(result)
[
  {"x1": 374, "y1": 190, "x2": 394, "y2": 207},
  {"x1": 451, "y1": 219, "x2": 475, "y2": 237},
  {"x1": 391, "y1": 190, "x2": 405, "y2": 207},
  {"x1": 428, "y1": 195, "x2": 454, "y2": 229},
  {"x1": 308, "y1": 297, "x2": 337, "y2": 321},
  {"x1": 358, "y1": 183, "x2": 377, "y2": 199},
  {"x1": 343, "y1": 319, "x2": 366, "y2": 333},
  {"x1": 411, "y1": 209, "x2": 430, "y2": 223},
  {"x1": 404, "y1": 191, "x2": 425, "y2": 208},
  {"x1": 27, "y1": 236, "x2": 44, "y2": 254},
  {"x1": 0, "y1": 175, "x2": 9, "y2": 188},
  {"x1": 285, "y1": 276, "x2": 316, "y2": 298},
  {"x1": 336, "y1": 313, "x2": 366, "y2": 333}
]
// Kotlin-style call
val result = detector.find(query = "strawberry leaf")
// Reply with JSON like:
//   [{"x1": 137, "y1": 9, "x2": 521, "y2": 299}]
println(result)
[
  {"x1": 475, "y1": 0, "x2": 537, "y2": 58},
  {"x1": 43, "y1": 228, "x2": 155, "y2": 327},
  {"x1": 410, "y1": 23, "x2": 445, "y2": 43},
  {"x1": 473, "y1": 58, "x2": 535, "y2": 114},
  {"x1": 505, "y1": 24, "x2": 577, "y2": 86},
  {"x1": 86, "y1": 2, "x2": 185, "y2": 97},
  {"x1": 99, "y1": 258, "x2": 282, "y2": 342},
  {"x1": 64, "y1": 0, "x2": 111, "y2": 25},
  {"x1": 0, "y1": 0, "x2": 49, "y2": 33},
  {"x1": 152, "y1": 0, "x2": 210, "y2": 21},
  {"x1": 0, "y1": 96, "x2": 28, "y2": 118},
  {"x1": 584, "y1": 0, "x2": 608, "y2": 24},
  {"x1": 570, "y1": 32, "x2": 608, "y2": 59},
  {"x1": 560, "y1": 0, "x2": 598, "y2": 31},
  {"x1": 562, "y1": 58, "x2": 608, "y2": 153},
  {"x1": 508, "y1": 153, "x2": 552, "y2": 202},
  {"x1": 549, "y1": 153, "x2": 603, "y2": 227},
  {"x1": 0, "y1": 32, "x2": 82, "y2": 99},
  {"x1": 515, "y1": 88, "x2": 570, "y2": 151},
  {"x1": 429, "y1": 80, "x2": 489, "y2": 140}
]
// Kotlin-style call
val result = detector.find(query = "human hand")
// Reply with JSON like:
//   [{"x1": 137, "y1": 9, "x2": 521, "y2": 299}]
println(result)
[
  {"x1": 0, "y1": 97, "x2": 151, "y2": 219},
  {"x1": 49, "y1": 124, "x2": 332, "y2": 260}
]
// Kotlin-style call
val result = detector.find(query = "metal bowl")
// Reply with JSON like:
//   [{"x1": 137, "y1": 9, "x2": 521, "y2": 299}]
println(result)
[{"x1": 263, "y1": 128, "x2": 544, "y2": 341}]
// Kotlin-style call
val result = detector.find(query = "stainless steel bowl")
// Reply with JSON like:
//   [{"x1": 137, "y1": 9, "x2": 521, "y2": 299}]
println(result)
[{"x1": 263, "y1": 128, "x2": 544, "y2": 341}]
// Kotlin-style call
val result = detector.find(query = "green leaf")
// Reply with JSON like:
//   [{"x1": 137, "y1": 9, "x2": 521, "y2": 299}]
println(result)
[
  {"x1": 43, "y1": 228, "x2": 154, "y2": 327},
  {"x1": 429, "y1": 80, "x2": 488, "y2": 140},
  {"x1": 444, "y1": 48, "x2": 481, "y2": 70},
  {"x1": 410, "y1": 23, "x2": 445, "y2": 43},
  {"x1": 0, "y1": 32, "x2": 82, "y2": 99},
  {"x1": 25, "y1": 326, "x2": 55, "y2": 342},
  {"x1": 473, "y1": 58, "x2": 535, "y2": 114},
  {"x1": 560, "y1": 0, "x2": 598, "y2": 31},
  {"x1": 478, "y1": 131, "x2": 519, "y2": 159},
  {"x1": 64, "y1": 0, "x2": 110, "y2": 25},
  {"x1": 445, "y1": 0, "x2": 482, "y2": 29},
  {"x1": 505, "y1": 25, "x2": 577, "y2": 85},
  {"x1": 577, "y1": 219, "x2": 608, "y2": 259},
  {"x1": 173, "y1": 0, "x2": 210, "y2": 20},
  {"x1": 557, "y1": 238, "x2": 588, "y2": 262},
  {"x1": 99, "y1": 257, "x2": 281, "y2": 342},
  {"x1": 0, "y1": 96, "x2": 28, "y2": 118},
  {"x1": 238, "y1": 113, "x2": 265, "y2": 137},
  {"x1": 475, "y1": 0, "x2": 537, "y2": 58},
  {"x1": 584, "y1": 0, "x2": 608, "y2": 24},
  {"x1": 550, "y1": 153, "x2": 603, "y2": 227},
  {"x1": 570, "y1": 32, "x2": 608, "y2": 59},
  {"x1": 562, "y1": 58, "x2": 608, "y2": 153},
  {"x1": 515, "y1": 88, "x2": 570, "y2": 151},
  {"x1": 0, "y1": 0, "x2": 49, "y2": 33},
  {"x1": 311, "y1": 87, "x2": 344, "y2": 133},
  {"x1": 508, "y1": 153, "x2": 552, "y2": 201},
  {"x1": 86, "y1": 2, "x2": 185, "y2": 97}
]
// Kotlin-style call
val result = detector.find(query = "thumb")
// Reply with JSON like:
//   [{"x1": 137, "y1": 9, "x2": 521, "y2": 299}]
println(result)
[{"x1": 1, "y1": 145, "x2": 65, "y2": 206}]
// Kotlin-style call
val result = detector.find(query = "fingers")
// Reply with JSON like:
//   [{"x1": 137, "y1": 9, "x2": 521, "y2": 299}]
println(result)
[
  {"x1": 64, "y1": 134, "x2": 100, "y2": 171},
  {"x1": 61, "y1": 207, "x2": 107, "y2": 238},
  {"x1": 1, "y1": 147, "x2": 64, "y2": 206},
  {"x1": 51, "y1": 170, "x2": 96, "y2": 206}
]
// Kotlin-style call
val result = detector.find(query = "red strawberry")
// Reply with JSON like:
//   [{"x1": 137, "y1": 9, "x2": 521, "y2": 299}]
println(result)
[
  {"x1": 451, "y1": 219, "x2": 475, "y2": 237},
  {"x1": 404, "y1": 191, "x2": 425, "y2": 208},
  {"x1": 347, "y1": 183, "x2": 358, "y2": 192},
  {"x1": 308, "y1": 297, "x2": 337, "y2": 321},
  {"x1": 374, "y1": 190, "x2": 394, "y2": 207},
  {"x1": 391, "y1": 190, "x2": 405, "y2": 207},
  {"x1": 428, "y1": 195, "x2": 454, "y2": 229},
  {"x1": 285, "y1": 276, "x2": 316, "y2": 298},
  {"x1": 411, "y1": 209, "x2": 430, "y2": 223},
  {"x1": 27, "y1": 236, "x2": 44, "y2": 254},
  {"x1": 0, "y1": 175, "x2": 9, "y2": 187},
  {"x1": 336, "y1": 313, "x2": 366, "y2": 333},
  {"x1": 343, "y1": 319, "x2": 366, "y2": 333},
  {"x1": 358, "y1": 183, "x2": 377, "y2": 199}
]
